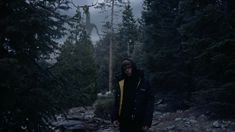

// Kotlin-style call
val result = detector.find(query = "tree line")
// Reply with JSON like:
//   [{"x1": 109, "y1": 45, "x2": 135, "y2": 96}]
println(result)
[
  {"x1": 96, "y1": 0, "x2": 235, "y2": 119},
  {"x1": 0, "y1": 0, "x2": 96, "y2": 131},
  {"x1": 141, "y1": 0, "x2": 235, "y2": 118}
]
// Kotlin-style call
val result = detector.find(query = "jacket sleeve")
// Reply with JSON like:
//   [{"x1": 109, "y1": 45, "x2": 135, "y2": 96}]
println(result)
[
  {"x1": 111, "y1": 80, "x2": 120, "y2": 122},
  {"x1": 143, "y1": 79, "x2": 155, "y2": 127}
]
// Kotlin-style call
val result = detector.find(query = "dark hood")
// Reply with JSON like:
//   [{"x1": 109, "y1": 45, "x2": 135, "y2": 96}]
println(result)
[{"x1": 121, "y1": 58, "x2": 137, "y2": 77}]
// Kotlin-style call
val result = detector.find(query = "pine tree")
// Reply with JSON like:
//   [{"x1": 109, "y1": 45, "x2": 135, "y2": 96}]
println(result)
[
  {"x1": 95, "y1": 22, "x2": 116, "y2": 93},
  {"x1": 117, "y1": 4, "x2": 138, "y2": 59},
  {"x1": 177, "y1": 0, "x2": 235, "y2": 117},
  {"x1": 51, "y1": 9, "x2": 97, "y2": 107},
  {"x1": 95, "y1": 34, "x2": 110, "y2": 93},
  {"x1": 142, "y1": 0, "x2": 235, "y2": 115},
  {"x1": 0, "y1": 0, "x2": 69, "y2": 131},
  {"x1": 142, "y1": 0, "x2": 190, "y2": 111}
]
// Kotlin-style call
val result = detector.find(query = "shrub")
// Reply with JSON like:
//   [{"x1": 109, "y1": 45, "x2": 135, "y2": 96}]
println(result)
[{"x1": 94, "y1": 93, "x2": 114, "y2": 120}]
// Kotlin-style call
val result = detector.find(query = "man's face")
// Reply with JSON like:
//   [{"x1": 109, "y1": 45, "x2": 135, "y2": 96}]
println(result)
[{"x1": 124, "y1": 64, "x2": 132, "y2": 77}]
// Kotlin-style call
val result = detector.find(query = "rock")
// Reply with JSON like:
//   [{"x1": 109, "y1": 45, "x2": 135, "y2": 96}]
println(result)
[
  {"x1": 156, "y1": 103, "x2": 168, "y2": 111},
  {"x1": 53, "y1": 120, "x2": 87, "y2": 131},
  {"x1": 152, "y1": 120, "x2": 160, "y2": 126},
  {"x1": 84, "y1": 110, "x2": 94, "y2": 119},
  {"x1": 69, "y1": 107, "x2": 86, "y2": 114},
  {"x1": 184, "y1": 121, "x2": 192, "y2": 127},
  {"x1": 189, "y1": 119, "x2": 197, "y2": 124},
  {"x1": 175, "y1": 118, "x2": 182, "y2": 121},
  {"x1": 51, "y1": 106, "x2": 114, "y2": 132},
  {"x1": 166, "y1": 125, "x2": 176, "y2": 130},
  {"x1": 153, "y1": 111, "x2": 162, "y2": 116},
  {"x1": 176, "y1": 110, "x2": 183, "y2": 113},
  {"x1": 189, "y1": 115, "x2": 196, "y2": 120},
  {"x1": 206, "y1": 128, "x2": 212, "y2": 132},
  {"x1": 198, "y1": 114, "x2": 207, "y2": 121},
  {"x1": 97, "y1": 127, "x2": 115, "y2": 132},
  {"x1": 212, "y1": 121, "x2": 220, "y2": 128},
  {"x1": 55, "y1": 114, "x2": 65, "y2": 122},
  {"x1": 220, "y1": 120, "x2": 230, "y2": 129}
]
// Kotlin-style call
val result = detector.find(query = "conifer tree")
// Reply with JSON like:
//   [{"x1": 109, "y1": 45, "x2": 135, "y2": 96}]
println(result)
[
  {"x1": 51, "y1": 9, "x2": 97, "y2": 107},
  {"x1": 177, "y1": 0, "x2": 235, "y2": 117},
  {"x1": 0, "y1": 0, "x2": 69, "y2": 131},
  {"x1": 142, "y1": 0, "x2": 190, "y2": 110},
  {"x1": 117, "y1": 3, "x2": 138, "y2": 59},
  {"x1": 142, "y1": 0, "x2": 235, "y2": 116}
]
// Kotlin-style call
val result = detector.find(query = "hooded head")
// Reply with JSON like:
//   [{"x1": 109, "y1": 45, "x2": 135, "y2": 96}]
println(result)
[{"x1": 121, "y1": 58, "x2": 137, "y2": 77}]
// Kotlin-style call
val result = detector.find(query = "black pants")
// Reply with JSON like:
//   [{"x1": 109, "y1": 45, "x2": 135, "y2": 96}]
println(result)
[{"x1": 119, "y1": 120, "x2": 144, "y2": 132}]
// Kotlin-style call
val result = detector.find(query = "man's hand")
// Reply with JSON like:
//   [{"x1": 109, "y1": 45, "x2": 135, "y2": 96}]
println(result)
[
  {"x1": 112, "y1": 120, "x2": 119, "y2": 127},
  {"x1": 142, "y1": 126, "x2": 150, "y2": 131}
]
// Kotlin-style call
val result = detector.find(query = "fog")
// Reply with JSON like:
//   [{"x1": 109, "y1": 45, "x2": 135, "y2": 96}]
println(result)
[{"x1": 65, "y1": 0, "x2": 143, "y2": 43}]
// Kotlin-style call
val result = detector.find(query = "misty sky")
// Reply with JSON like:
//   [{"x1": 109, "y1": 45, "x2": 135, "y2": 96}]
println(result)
[{"x1": 67, "y1": 0, "x2": 144, "y2": 43}]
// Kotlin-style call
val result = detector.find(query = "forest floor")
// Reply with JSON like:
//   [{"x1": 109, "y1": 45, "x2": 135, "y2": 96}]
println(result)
[
  {"x1": 149, "y1": 108, "x2": 235, "y2": 132},
  {"x1": 52, "y1": 107, "x2": 235, "y2": 132}
]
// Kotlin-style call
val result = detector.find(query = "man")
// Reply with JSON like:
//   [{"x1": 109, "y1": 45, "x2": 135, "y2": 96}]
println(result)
[{"x1": 111, "y1": 58, "x2": 155, "y2": 132}]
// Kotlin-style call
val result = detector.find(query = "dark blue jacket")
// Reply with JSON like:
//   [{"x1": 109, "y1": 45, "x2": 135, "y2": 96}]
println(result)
[{"x1": 111, "y1": 70, "x2": 155, "y2": 127}]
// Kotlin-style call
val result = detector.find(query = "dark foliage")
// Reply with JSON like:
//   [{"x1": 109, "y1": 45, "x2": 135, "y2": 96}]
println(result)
[
  {"x1": 51, "y1": 10, "x2": 97, "y2": 107},
  {"x1": 116, "y1": 4, "x2": 138, "y2": 59},
  {"x1": 0, "y1": 0, "x2": 69, "y2": 131},
  {"x1": 142, "y1": 0, "x2": 235, "y2": 118},
  {"x1": 95, "y1": 33, "x2": 110, "y2": 93},
  {"x1": 177, "y1": 0, "x2": 235, "y2": 118},
  {"x1": 142, "y1": 0, "x2": 190, "y2": 111},
  {"x1": 0, "y1": 58, "x2": 62, "y2": 131}
]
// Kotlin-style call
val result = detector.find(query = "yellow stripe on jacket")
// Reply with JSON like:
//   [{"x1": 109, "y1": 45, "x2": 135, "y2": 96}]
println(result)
[{"x1": 118, "y1": 79, "x2": 124, "y2": 116}]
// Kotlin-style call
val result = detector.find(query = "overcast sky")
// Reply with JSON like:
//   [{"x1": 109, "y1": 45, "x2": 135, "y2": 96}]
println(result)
[{"x1": 66, "y1": 0, "x2": 144, "y2": 43}]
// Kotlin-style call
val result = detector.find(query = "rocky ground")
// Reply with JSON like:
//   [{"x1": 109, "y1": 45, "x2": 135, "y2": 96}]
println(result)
[
  {"x1": 52, "y1": 107, "x2": 112, "y2": 132},
  {"x1": 52, "y1": 107, "x2": 235, "y2": 132},
  {"x1": 150, "y1": 109, "x2": 235, "y2": 132}
]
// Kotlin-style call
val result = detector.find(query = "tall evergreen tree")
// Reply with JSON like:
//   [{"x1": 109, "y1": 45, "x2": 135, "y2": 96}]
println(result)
[
  {"x1": 95, "y1": 35, "x2": 110, "y2": 93},
  {"x1": 95, "y1": 22, "x2": 117, "y2": 93},
  {"x1": 0, "y1": 0, "x2": 69, "y2": 131},
  {"x1": 177, "y1": 0, "x2": 235, "y2": 117},
  {"x1": 116, "y1": 4, "x2": 138, "y2": 59},
  {"x1": 142, "y1": 0, "x2": 235, "y2": 116},
  {"x1": 0, "y1": 0, "x2": 67, "y2": 60},
  {"x1": 142, "y1": 0, "x2": 190, "y2": 111},
  {"x1": 51, "y1": 9, "x2": 97, "y2": 107}
]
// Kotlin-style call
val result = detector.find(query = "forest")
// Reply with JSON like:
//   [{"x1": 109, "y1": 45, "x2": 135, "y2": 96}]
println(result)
[{"x1": 0, "y1": 0, "x2": 235, "y2": 131}]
